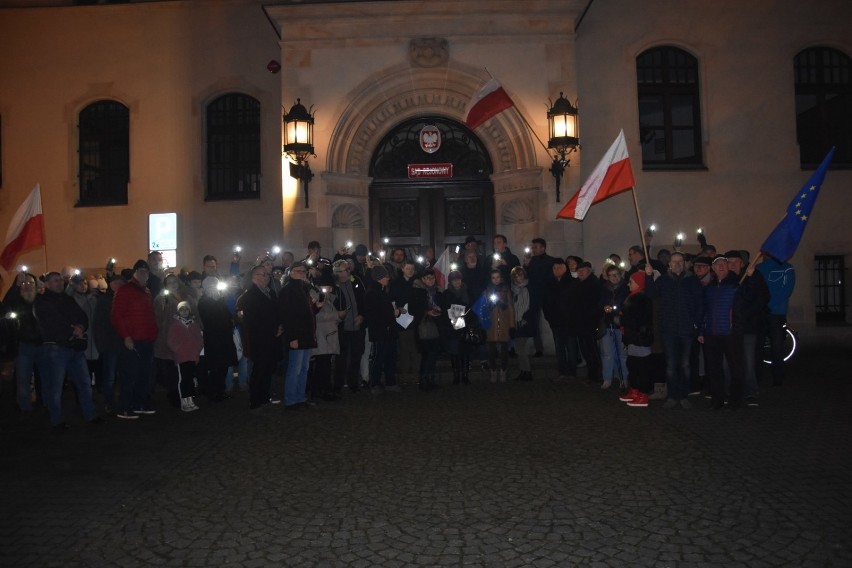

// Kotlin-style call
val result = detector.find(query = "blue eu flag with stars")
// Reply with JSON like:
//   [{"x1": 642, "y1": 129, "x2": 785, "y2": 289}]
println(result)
[{"x1": 760, "y1": 147, "x2": 835, "y2": 262}]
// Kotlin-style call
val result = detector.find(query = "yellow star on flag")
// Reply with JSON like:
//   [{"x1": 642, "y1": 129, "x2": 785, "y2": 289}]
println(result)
[{"x1": 801, "y1": 215, "x2": 808, "y2": 221}]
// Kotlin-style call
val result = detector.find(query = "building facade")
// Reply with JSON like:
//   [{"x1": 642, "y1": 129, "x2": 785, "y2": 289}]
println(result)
[{"x1": 1, "y1": 0, "x2": 850, "y2": 342}]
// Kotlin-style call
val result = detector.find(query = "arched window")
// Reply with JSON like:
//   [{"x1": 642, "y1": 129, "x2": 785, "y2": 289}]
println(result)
[
  {"x1": 636, "y1": 46, "x2": 703, "y2": 168},
  {"x1": 78, "y1": 100, "x2": 129, "y2": 206},
  {"x1": 795, "y1": 47, "x2": 851, "y2": 168},
  {"x1": 206, "y1": 93, "x2": 261, "y2": 200}
]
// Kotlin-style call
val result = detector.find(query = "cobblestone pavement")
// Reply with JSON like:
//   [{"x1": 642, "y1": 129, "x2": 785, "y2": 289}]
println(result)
[{"x1": 1, "y1": 347, "x2": 850, "y2": 567}]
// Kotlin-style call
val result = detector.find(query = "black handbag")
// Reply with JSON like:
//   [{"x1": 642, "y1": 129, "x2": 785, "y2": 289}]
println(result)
[{"x1": 462, "y1": 316, "x2": 485, "y2": 345}]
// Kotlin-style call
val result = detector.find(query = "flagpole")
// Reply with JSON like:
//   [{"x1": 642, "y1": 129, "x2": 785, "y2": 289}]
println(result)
[
  {"x1": 630, "y1": 186, "x2": 651, "y2": 263},
  {"x1": 741, "y1": 252, "x2": 764, "y2": 284},
  {"x1": 483, "y1": 67, "x2": 553, "y2": 158}
]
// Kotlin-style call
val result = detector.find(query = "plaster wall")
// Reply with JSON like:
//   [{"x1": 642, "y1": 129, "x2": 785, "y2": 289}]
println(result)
[
  {"x1": 575, "y1": 0, "x2": 852, "y2": 339},
  {"x1": 0, "y1": 0, "x2": 282, "y2": 277}
]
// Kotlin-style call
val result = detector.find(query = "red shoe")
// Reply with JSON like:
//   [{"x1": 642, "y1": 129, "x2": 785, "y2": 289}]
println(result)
[
  {"x1": 627, "y1": 392, "x2": 649, "y2": 407},
  {"x1": 618, "y1": 388, "x2": 639, "y2": 402}
]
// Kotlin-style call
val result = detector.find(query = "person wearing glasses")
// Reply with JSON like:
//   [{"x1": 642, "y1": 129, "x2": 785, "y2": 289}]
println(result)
[{"x1": 236, "y1": 265, "x2": 283, "y2": 411}]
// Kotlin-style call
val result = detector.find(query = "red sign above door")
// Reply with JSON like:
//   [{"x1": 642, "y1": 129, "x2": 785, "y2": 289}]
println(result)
[{"x1": 407, "y1": 163, "x2": 453, "y2": 179}]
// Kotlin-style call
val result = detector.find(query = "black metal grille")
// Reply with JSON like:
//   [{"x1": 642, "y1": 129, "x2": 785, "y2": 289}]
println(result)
[
  {"x1": 815, "y1": 255, "x2": 847, "y2": 324},
  {"x1": 78, "y1": 100, "x2": 129, "y2": 206},
  {"x1": 636, "y1": 46, "x2": 703, "y2": 168},
  {"x1": 206, "y1": 93, "x2": 261, "y2": 200},
  {"x1": 795, "y1": 47, "x2": 852, "y2": 168}
]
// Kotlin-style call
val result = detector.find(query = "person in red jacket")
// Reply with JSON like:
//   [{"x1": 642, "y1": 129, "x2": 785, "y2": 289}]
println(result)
[{"x1": 111, "y1": 260, "x2": 158, "y2": 419}]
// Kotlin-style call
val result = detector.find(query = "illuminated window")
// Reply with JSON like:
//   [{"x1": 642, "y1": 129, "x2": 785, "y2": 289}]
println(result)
[
  {"x1": 636, "y1": 46, "x2": 704, "y2": 169},
  {"x1": 795, "y1": 47, "x2": 852, "y2": 169},
  {"x1": 206, "y1": 93, "x2": 261, "y2": 200},
  {"x1": 78, "y1": 100, "x2": 129, "y2": 206}
]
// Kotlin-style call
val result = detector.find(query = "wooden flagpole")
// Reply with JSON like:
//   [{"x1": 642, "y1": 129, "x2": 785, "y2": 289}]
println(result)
[
  {"x1": 483, "y1": 67, "x2": 552, "y2": 158},
  {"x1": 630, "y1": 186, "x2": 651, "y2": 264}
]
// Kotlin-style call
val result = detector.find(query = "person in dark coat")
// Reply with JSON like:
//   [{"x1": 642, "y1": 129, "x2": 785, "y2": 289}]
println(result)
[
  {"x1": 363, "y1": 265, "x2": 400, "y2": 393},
  {"x1": 542, "y1": 259, "x2": 578, "y2": 380},
  {"x1": 574, "y1": 261, "x2": 603, "y2": 384},
  {"x1": 409, "y1": 269, "x2": 444, "y2": 391},
  {"x1": 92, "y1": 276, "x2": 126, "y2": 413},
  {"x1": 236, "y1": 265, "x2": 282, "y2": 410},
  {"x1": 332, "y1": 259, "x2": 366, "y2": 395},
  {"x1": 34, "y1": 271, "x2": 100, "y2": 427},
  {"x1": 5, "y1": 272, "x2": 43, "y2": 414},
  {"x1": 728, "y1": 250, "x2": 769, "y2": 406},
  {"x1": 278, "y1": 261, "x2": 319, "y2": 409},
  {"x1": 618, "y1": 271, "x2": 655, "y2": 407},
  {"x1": 440, "y1": 270, "x2": 474, "y2": 385},
  {"x1": 524, "y1": 237, "x2": 557, "y2": 356},
  {"x1": 390, "y1": 259, "x2": 420, "y2": 386},
  {"x1": 491, "y1": 234, "x2": 521, "y2": 287},
  {"x1": 599, "y1": 264, "x2": 629, "y2": 389},
  {"x1": 700, "y1": 256, "x2": 745, "y2": 410},
  {"x1": 644, "y1": 252, "x2": 703, "y2": 407},
  {"x1": 198, "y1": 277, "x2": 239, "y2": 403}
]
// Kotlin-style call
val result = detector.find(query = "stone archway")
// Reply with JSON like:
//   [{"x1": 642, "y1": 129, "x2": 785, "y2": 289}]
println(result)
[{"x1": 322, "y1": 60, "x2": 544, "y2": 250}]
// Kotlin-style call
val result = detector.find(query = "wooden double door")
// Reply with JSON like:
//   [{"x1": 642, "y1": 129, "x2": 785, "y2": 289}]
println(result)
[{"x1": 370, "y1": 181, "x2": 494, "y2": 257}]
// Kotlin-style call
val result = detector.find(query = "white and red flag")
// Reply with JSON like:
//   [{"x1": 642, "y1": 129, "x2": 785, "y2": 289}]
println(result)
[
  {"x1": 1, "y1": 184, "x2": 45, "y2": 271},
  {"x1": 432, "y1": 246, "x2": 452, "y2": 290},
  {"x1": 557, "y1": 130, "x2": 635, "y2": 220},
  {"x1": 465, "y1": 79, "x2": 515, "y2": 130}
]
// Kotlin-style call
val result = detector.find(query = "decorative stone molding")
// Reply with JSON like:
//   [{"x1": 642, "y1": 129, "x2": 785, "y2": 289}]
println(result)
[
  {"x1": 321, "y1": 171, "x2": 372, "y2": 198},
  {"x1": 409, "y1": 38, "x2": 449, "y2": 68},
  {"x1": 331, "y1": 203, "x2": 366, "y2": 229},
  {"x1": 491, "y1": 168, "x2": 543, "y2": 194},
  {"x1": 327, "y1": 61, "x2": 536, "y2": 177},
  {"x1": 500, "y1": 198, "x2": 537, "y2": 225}
]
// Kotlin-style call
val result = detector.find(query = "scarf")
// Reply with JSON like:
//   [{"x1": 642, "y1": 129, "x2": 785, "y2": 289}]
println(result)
[
  {"x1": 511, "y1": 280, "x2": 529, "y2": 322},
  {"x1": 174, "y1": 314, "x2": 195, "y2": 327}
]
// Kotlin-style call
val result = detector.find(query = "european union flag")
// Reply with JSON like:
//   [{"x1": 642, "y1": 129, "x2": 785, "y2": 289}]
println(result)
[{"x1": 760, "y1": 147, "x2": 835, "y2": 262}]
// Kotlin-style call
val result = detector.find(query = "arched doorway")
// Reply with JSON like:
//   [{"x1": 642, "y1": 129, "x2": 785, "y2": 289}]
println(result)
[{"x1": 369, "y1": 116, "x2": 494, "y2": 257}]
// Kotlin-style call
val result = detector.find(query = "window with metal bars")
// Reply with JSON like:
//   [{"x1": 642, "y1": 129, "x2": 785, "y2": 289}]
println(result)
[
  {"x1": 794, "y1": 47, "x2": 852, "y2": 169},
  {"x1": 815, "y1": 255, "x2": 847, "y2": 325},
  {"x1": 636, "y1": 46, "x2": 704, "y2": 169},
  {"x1": 77, "y1": 100, "x2": 129, "y2": 206},
  {"x1": 206, "y1": 93, "x2": 261, "y2": 201}
]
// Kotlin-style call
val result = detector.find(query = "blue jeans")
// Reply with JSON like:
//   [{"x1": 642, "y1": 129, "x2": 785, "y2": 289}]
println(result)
[
  {"x1": 118, "y1": 340, "x2": 155, "y2": 413},
  {"x1": 99, "y1": 350, "x2": 120, "y2": 411},
  {"x1": 284, "y1": 348, "x2": 311, "y2": 406},
  {"x1": 600, "y1": 326, "x2": 628, "y2": 385},
  {"x1": 226, "y1": 356, "x2": 250, "y2": 389},
  {"x1": 16, "y1": 341, "x2": 43, "y2": 412},
  {"x1": 39, "y1": 344, "x2": 97, "y2": 425},
  {"x1": 663, "y1": 334, "x2": 693, "y2": 400}
]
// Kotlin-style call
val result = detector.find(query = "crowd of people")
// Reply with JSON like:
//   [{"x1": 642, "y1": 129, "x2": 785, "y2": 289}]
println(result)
[{"x1": 0, "y1": 231, "x2": 796, "y2": 428}]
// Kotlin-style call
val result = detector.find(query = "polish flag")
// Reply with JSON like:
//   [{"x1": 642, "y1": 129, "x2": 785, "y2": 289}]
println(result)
[
  {"x1": 557, "y1": 130, "x2": 635, "y2": 220},
  {"x1": 465, "y1": 79, "x2": 515, "y2": 130},
  {"x1": 1, "y1": 184, "x2": 45, "y2": 271},
  {"x1": 432, "y1": 246, "x2": 452, "y2": 290}
]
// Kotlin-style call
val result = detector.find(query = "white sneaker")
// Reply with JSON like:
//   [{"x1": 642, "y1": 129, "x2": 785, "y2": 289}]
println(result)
[
  {"x1": 601, "y1": 381, "x2": 612, "y2": 390},
  {"x1": 499, "y1": 370, "x2": 507, "y2": 383},
  {"x1": 181, "y1": 397, "x2": 198, "y2": 412}
]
